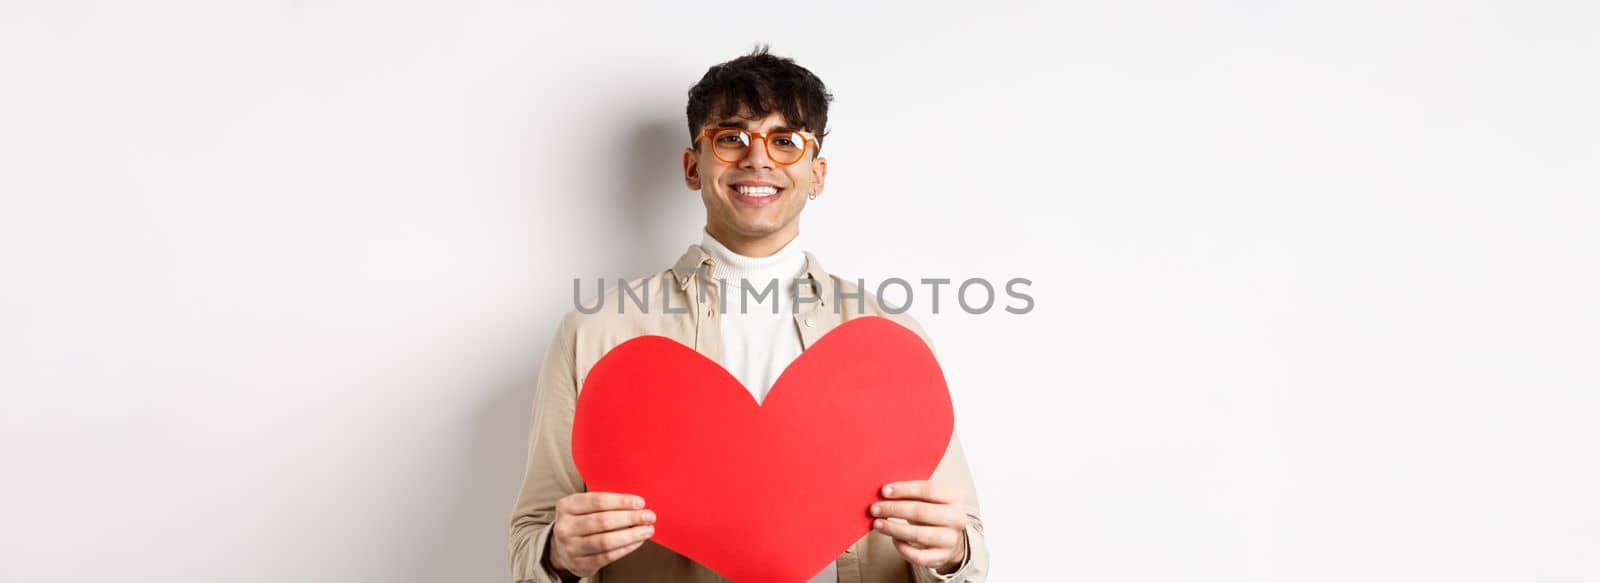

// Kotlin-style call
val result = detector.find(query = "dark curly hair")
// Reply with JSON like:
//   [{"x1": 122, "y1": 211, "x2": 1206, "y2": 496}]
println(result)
[{"x1": 685, "y1": 44, "x2": 834, "y2": 156}]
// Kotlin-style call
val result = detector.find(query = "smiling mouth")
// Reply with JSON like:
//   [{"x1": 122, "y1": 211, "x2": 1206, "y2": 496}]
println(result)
[{"x1": 728, "y1": 184, "x2": 784, "y2": 206}]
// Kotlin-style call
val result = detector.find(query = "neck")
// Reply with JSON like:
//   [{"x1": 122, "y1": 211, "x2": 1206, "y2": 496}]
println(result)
[{"x1": 704, "y1": 224, "x2": 799, "y2": 257}]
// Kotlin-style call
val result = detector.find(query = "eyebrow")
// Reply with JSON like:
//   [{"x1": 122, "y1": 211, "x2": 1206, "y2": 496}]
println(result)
[{"x1": 713, "y1": 119, "x2": 803, "y2": 133}]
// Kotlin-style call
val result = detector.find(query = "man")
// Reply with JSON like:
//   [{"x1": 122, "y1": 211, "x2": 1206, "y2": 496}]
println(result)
[{"x1": 508, "y1": 46, "x2": 989, "y2": 583}]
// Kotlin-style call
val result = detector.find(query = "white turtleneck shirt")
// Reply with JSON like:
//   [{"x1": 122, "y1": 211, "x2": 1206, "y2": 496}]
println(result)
[{"x1": 698, "y1": 229, "x2": 808, "y2": 405}]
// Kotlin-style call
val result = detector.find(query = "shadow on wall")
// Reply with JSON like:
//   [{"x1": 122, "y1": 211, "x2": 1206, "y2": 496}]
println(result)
[
  {"x1": 618, "y1": 117, "x2": 703, "y2": 277},
  {"x1": 417, "y1": 111, "x2": 698, "y2": 581},
  {"x1": 555, "y1": 107, "x2": 704, "y2": 283}
]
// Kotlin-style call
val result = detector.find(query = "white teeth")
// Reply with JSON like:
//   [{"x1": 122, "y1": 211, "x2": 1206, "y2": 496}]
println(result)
[{"x1": 735, "y1": 185, "x2": 779, "y2": 196}]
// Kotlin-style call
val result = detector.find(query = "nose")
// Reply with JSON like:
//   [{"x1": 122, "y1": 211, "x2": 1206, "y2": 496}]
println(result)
[{"x1": 738, "y1": 135, "x2": 776, "y2": 170}]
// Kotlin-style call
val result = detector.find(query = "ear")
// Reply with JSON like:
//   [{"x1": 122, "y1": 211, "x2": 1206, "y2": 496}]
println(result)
[
  {"x1": 683, "y1": 146, "x2": 701, "y2": 191},
  {"x1": 810, "y1": 156, "x2": 828, "y2": 198}
]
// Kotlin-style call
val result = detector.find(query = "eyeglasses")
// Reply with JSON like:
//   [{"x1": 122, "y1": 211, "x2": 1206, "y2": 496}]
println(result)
[{"x1": 696, "y1": 127, "x2": 818, "y2": 166}]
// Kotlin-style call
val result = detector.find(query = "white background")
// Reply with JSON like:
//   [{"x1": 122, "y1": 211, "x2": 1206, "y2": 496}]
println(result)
[{"x1": 3, "y1": 1, "x2": 1597, "y2": 581}]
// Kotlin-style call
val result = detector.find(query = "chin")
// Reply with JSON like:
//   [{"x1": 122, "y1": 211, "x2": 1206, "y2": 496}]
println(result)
[
  {"x1": 724, "y1": 209, "x2": 783, "y2": 228},
  {"x1": 731, "y1": 223, "x2": 785, "y2": 237}
]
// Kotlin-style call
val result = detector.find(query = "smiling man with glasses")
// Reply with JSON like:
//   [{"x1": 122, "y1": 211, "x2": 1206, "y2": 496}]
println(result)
[{"x1": 508, "y1": 45, "x2": 990, "y2": 583}]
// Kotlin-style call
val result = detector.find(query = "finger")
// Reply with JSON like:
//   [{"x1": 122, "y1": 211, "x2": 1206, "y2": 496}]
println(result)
[
  {"x1": 558, "y1": 492, "x2": 646, "y2": 515},
  {"x1": 893, "y1": 538, "x2": 951, "y2": 567},
  {"x1": 571, "y1": 539, "x2": 648, "y2": 573},
  {"x1": 873, "y1": 518, "x2": 959, "y2": 550},
  {"x1": 881, "y1": 481, "x2": 959, "y2": 504},
  {"x1": 570, "y1": 509, "x2": 656, "y2": 536},
  {"x1": 870, "y1": 500, "x2": 964, "y2": 528},
  {"x1": 571, "y1": 523, "x2": 655, "y2": 557}
]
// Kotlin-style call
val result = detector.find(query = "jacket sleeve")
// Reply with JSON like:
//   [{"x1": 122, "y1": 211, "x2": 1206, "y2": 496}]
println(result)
[{"x1": 508, "y1": 312, "x2": 587, "y2": 583}]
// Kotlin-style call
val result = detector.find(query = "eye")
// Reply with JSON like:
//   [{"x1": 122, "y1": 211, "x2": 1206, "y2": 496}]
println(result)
[{"x1": 714, "y1": 131, "x2": 747, "y2": 145}]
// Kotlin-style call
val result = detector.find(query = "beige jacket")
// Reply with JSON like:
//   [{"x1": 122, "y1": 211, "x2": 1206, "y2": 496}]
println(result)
[{"x1": 508, "y1": 244, "x2": 989, "y2": 583}]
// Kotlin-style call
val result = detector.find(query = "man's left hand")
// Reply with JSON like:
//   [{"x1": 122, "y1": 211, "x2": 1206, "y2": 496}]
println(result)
[{"x1": 870, "y1": 480, "x2": 968, "y2": 573}]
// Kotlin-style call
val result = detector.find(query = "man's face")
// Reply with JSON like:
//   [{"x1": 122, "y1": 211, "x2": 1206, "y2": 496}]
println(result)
[{"x1": 682, "y1": 109, "x2": 827, "y2": 251}]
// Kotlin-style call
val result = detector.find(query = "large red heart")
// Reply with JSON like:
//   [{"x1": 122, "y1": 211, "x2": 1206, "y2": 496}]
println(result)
[{"x1": 571, "y1": 316, "x2": 954, "y2": 582}]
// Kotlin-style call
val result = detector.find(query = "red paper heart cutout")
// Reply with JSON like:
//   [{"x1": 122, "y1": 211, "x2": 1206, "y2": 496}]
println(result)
[{"x1": 571, "y1": 316, "x2": 954, "y2": 583}]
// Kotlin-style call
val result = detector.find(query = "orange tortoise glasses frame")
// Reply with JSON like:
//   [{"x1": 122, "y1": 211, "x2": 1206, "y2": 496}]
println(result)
[{"x1": 695, "y1": 127, "x2": 819, "y2": 166}]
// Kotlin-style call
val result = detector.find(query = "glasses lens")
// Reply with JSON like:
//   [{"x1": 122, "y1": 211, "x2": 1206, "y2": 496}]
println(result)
[
  {"x1": 712, "y1": 129, "x2": 750, "y2": 162},
  {"x1": 767, "y1": 131, "x2": 805, "y2": 164}
]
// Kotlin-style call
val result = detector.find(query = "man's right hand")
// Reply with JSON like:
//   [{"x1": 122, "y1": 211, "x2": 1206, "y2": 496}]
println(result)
[{"x1": 547, "y1": 492, "x2": 656, "y2": 579}]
